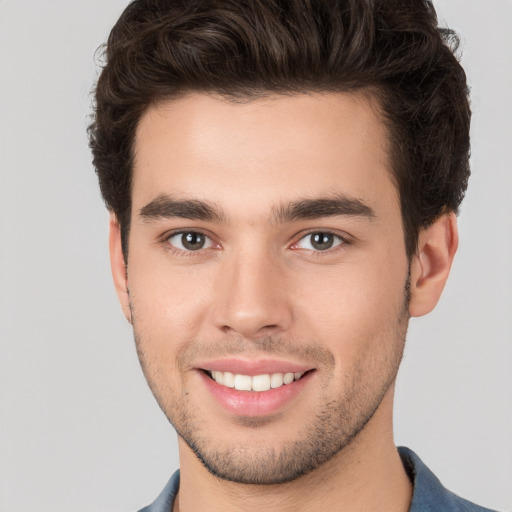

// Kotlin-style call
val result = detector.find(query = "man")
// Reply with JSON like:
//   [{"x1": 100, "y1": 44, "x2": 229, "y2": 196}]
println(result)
[{"x1": 89, "y1": 1, "x2": 496, "y2": 511}]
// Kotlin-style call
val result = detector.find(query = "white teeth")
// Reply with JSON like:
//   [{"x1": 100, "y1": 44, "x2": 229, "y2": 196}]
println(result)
[
  {"x1": 283, "y1": 372, "x2": 294, "y2": 385},
  {"x1": 234, "y1": 374, "x2": 252, "y2": 391},
  {"x1": 223, "y1": 372, "x2": 235, "y2": 388},
  {"x1": 212, "y1": 370, "x2": 224, "y2": 385},
  {"x1": 209, "y1": 370, "x2": 306, "y2": 391},
  {"x1": 252, "y1": 374, "x2": 271, "y2": 392},
  {"x1": 270, "y1": 373, "x2": 284, "y2": 388}
]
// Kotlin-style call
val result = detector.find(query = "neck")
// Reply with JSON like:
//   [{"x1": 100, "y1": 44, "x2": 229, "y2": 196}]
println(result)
[{"x1": 174, "y1": 391, "x2": 412, "y2": 512}]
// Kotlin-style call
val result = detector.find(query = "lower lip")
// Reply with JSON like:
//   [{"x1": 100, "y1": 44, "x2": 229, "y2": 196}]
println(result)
[{"x1": 199, "y1": 371, "x2": 313, "y2": 417}]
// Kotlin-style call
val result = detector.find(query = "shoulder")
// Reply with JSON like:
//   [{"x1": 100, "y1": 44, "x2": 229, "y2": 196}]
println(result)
[
  {"x1": 137, "y1": 452, "x2": 498, "y2": 512},
  {"x1": 398, "y1": 447, "x2": 498, "y2": 512},
  {"x1": 137, "y1": 470, "x2": 180, "y2": 512}
]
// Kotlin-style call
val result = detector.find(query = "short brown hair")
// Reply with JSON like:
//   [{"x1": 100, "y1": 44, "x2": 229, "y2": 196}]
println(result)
[{"x1": 89, "y1": 0, "x2": 471, "y2": 258}]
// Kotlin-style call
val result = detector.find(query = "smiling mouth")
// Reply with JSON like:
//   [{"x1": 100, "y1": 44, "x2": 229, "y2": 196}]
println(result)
[{"x1": 204, "y1": 369, "x2": 312, "y2": 392}]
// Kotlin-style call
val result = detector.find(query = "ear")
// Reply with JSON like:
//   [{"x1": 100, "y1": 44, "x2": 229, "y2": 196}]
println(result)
[
  {"x1": 109, "y1": 214, "x2": 132, "y2": 323},
  {"x1": 409, "y1": 212, "x2": 459, "y2": 317}
]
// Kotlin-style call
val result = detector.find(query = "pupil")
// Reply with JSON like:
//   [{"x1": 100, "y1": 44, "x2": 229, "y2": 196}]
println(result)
[
  {"x1": 182, "y1": 232, "x2": 205, "y2": 250},
  {"x1": 312, "y1": 233, "x2": 333, "y2": 250}
]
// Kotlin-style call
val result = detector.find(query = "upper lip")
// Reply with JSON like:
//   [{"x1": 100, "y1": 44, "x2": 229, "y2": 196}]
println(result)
[{"x1": 195, "y1": 358, "x2": 314, "y2": 376}]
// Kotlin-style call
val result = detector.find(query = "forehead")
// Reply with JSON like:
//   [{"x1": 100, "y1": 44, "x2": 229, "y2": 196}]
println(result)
[{"x1": 132, "y1": 91, "x2": 396, "y2": 219}]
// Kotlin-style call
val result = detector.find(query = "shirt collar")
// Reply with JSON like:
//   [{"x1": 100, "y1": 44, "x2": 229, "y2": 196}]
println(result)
[
  {"x1": 398, "y1": 446, "x2": 495, "y2": 512},
  {"x1": 139, "y1": 447, "x2": 495, "y2": 512}
]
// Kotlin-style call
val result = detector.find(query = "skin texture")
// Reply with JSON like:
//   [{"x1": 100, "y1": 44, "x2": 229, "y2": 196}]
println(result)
[{"x1": 109, "y1": 92, "x2": 458, "y2": 512}]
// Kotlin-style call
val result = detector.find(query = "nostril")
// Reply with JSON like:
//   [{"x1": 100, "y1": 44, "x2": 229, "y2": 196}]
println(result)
[{"x1": 219, "y1": 321, "x2": 282, "y2": 337}]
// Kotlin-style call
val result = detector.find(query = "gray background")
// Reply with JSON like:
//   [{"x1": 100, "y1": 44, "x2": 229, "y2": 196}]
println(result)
[{"x1": 0, "y1": 1, "x2": 511, "y2": 511}]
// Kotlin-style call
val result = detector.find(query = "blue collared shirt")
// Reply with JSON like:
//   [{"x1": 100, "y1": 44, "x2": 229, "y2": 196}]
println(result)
[{"x1": 138, "y1": 447, "x2": 497, "y2": 512}]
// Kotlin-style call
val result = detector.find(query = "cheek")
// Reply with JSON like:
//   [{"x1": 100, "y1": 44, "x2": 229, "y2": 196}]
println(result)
[
  {"x1": 127, "y1": 254, "x2": 214, "y2": 355},
  {"x1": 127, "y1": 259, "x2": 215, "y2": 405},
  {"x1": 293, "y1": 254, "x2": 408, "y2": 358}
]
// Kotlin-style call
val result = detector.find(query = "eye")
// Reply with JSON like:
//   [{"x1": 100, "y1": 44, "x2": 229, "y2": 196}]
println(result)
[
  {"x1": 294, "y1": 232, "x2": 345, "y2": 251},
  {"x1": 166, "y1": 231, "x2": 216, "y2": 252}
]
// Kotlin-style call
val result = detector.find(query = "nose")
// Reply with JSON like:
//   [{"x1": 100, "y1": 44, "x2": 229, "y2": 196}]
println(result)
[{"x1": 212, "y1": 248, "x2": 292, "y2": 339}]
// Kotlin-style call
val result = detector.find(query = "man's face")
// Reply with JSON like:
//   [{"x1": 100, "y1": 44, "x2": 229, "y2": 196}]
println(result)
[{"x1": 125, "y1": 92, "x2": 410, "y2": 484}]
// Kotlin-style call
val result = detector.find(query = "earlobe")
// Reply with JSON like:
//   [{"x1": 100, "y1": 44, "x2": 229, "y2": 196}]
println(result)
[
  {"x1": 108, "y1": 214, "x2": 132, "y2": 324},
  {"x1": 409, "y1": 213, "x2": 459, "y2": 317}
]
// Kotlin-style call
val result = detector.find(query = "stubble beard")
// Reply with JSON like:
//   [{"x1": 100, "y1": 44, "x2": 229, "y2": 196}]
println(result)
[{"x1": 131, "y1": 275, "x2": 411, "y2": 486}]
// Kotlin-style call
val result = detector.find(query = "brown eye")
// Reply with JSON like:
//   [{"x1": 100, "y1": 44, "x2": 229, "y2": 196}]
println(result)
[
  {"x1": 295, "y1": 232, "x2": 344, "y2": 251},
  {"x1": 311, "y1": 233, "x2": 335, "y2": 250},
  {"x1": 167, "y1": 231, "x2": 214, "y2": 251},
  {"x1": 182, "y1": 232, "x2": 205, "y2": 250}
]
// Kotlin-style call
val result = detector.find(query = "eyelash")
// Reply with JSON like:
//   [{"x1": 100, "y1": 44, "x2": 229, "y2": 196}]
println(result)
[
  {"x1": 290, "y1": 230, "x2": 350, "y2": 255},
  {"x1": 161, "y1": 229, "x2": 218, "y2": 257},
  {"x1": 160, "y1": 229, "x2": 350, "y2": 256}
]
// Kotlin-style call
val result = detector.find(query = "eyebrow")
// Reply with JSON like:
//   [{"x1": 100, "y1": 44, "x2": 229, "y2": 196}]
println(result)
[
  {"x1": 271, "y1": 195, "x2": 376, "y2": 223},
  {"x1": 139, "y1": 195, "x2": 225, "y2": 222},
  {"x1": 138, "y1": 193, "x2": 375, "y2": 224}
]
